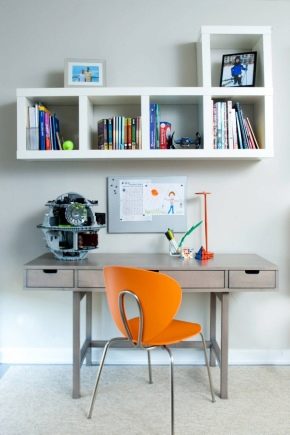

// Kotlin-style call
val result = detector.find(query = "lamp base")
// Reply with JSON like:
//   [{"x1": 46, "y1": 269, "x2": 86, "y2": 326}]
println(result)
[{"x1": 195, "y1": 246, "x2": 214, "y2": 260}]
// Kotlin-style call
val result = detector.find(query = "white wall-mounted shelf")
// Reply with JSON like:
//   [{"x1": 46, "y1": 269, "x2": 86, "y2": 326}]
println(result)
[{"x1": 17, "y1": 26, "x2": 273, "y2": 161}]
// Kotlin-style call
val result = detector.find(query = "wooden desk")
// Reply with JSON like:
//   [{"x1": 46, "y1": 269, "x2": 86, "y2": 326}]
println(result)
[{"x1": 24, "y1": 253, "x2": 278, "y2": 399}]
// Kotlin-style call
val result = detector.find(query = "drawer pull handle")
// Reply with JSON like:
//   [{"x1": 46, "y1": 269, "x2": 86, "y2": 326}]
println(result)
[
  {"x1": 43, "y1": 269, "x2": 58, "y2": 274},
  {"x1": 245, "y1": 270, "x2": 260, "y2": 275}
]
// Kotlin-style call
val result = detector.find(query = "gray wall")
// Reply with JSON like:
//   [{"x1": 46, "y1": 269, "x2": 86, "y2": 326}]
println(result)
[{"x1": 0, "y1": 0, "x2": 289, "y2": 364}]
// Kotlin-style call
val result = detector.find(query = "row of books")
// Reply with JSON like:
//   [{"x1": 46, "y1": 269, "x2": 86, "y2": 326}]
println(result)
[
  {"x1": 150, "y1": 103, "x2": 172, "y2": 149},
  {"x1": 213, "y1": 100, "x2": 259, "y2": 149},
  {"x1": 97, "y1": 116, "x2": 142, "y2": 150},
  {"x1": 27, "y1": 104, "x2": 62, "y2": 150}
]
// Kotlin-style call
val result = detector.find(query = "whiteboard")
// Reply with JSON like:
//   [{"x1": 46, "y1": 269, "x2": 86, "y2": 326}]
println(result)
[{"x1": 107, "y1": 176, "x2": 187, "y2": 233}]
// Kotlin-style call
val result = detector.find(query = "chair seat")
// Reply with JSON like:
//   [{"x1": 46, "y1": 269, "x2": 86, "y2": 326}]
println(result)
[{"x1": 128, "y1": 318, "x2": 201, "y2": 346}]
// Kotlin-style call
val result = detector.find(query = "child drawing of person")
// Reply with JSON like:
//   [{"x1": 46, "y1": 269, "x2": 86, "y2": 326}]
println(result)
[{"x1": 167, "y1": 191, "x2": 176, "y2": 214}]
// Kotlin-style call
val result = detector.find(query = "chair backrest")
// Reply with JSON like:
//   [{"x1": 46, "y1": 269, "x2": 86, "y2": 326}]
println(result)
[{"x1": 103, "y1": 266, "x2": 182, "y2": 344}]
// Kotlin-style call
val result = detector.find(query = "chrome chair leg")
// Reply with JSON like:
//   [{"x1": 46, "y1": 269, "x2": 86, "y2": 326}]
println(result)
[
  {"x1": 200, "y1": 332, "x2": 215, "y2": 403},
  {"x1": 147, "y1": 349, "x2": 153, "y2": 384},
  {"x1": 163, "y1": 346, "x2": 174, "y2": 435},
  {"x1": 87, "y1": 337, "x2": 128, "y2": 419}
]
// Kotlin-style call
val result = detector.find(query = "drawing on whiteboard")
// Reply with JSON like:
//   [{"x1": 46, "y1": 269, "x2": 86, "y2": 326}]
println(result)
[
  {"x1": 144, "y1": 183, "x2": 185, "y2": 216},
  {"x1": 119, "y1": 179, "x2": 152, "y2": 222}
]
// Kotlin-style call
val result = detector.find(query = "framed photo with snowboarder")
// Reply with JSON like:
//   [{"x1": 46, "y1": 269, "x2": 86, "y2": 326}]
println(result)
[{"x1": 220, "y1": 51, "x2": 257, "y2": 87}]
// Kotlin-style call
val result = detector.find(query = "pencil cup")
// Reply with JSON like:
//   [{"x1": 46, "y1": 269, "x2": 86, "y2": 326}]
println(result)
[{"x1": 169, "y1": 240, "x2": 180, "y2": 256}]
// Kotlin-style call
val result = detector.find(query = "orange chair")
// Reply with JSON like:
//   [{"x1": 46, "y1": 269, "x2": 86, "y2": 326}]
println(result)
[{"x1": 87, "y1": 266, "x2": 215, "y2": 434}]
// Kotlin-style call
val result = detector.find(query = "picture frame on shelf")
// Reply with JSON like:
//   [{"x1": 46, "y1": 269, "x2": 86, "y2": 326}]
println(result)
[
  {"x1": 64, "y1": 58, "x2": 106, "y2": 87},
  {"x1": 220, "y1": 52, "x2": 257, "y2": 87}
]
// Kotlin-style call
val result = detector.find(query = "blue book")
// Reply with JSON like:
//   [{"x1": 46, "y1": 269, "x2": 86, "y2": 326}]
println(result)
[
  {"x1": 235, "y1": 111, "x2": 243, "y2": 148},
  {"x1": 155, "y1": 103, "x2": 160, "y2": 149},
  {"x1": 54, "y1": 116, "x2": 62, "y2": 150},
  {"x1": 120, "y1": 116, "x2": 125, "y2": 150},
  {"x1": 150, "y1": 103, "x2": 156, "y2": 149},
  {"x1": 38, "y1": 109, "x2": 45, "y2": 150},
  {"x1": 108, "y1": 118, "x2": 113, "y2": 150},
  {"x1": 235, "y1": 102, "x2": 248, "y2": 149},
  {"x1": 50, "y1": 114, "x2": 56, "y2": 150}
]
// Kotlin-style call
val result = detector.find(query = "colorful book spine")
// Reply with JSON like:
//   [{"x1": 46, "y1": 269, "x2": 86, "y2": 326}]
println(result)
[
  {"x1": 27, "y1": 106, "x2": 39, "y2": 150},
  {"x1": 97, "y1": 119, "x2": 108, "y2": 150},
  {"x1": 212, "y1": 100, "x2": 217, "y2": 149},
  {"x1": 108, "y1": 118, "x2": 113, "y2": 150},
  {"x1": 38, "y1": 109, "x2": 46, "y2": 150},
  {"x1": 160, "y1": 122, "x2": 171, "y2": 149},
  {"x1": 150, "y1": 103, "x2": 156, "y2": 149},
  {"x1": 96, "y1": 115, "x2": 142, "y2": 151},
  {"x1": 235, "y1": 102, "x2": 247, "y2": 149},
  {"x1": 54, "y1": 116, "x2": 62, "y2": 150},
  {"x1": 216, "y1": 102, "x2": 223, "y2": 149},
  {"x1": 137, "y1": 116, "x2": 142, "y2": 149},
  {"x1": 231, "y1": 108, "x2": 238, "y2": 149},
  {"x1": 123, "y1": 118, "x2": 128, "y2": 149},
  {"x1": 235, "y1": 111, "x2": 243, "y2": 148},
  {"x1": 127, "y1": 117, "x2": 132, "y2": 150},
  {"x1": 131, "y1": 118, "x2": 136, "y2": 150},
  {"x1": 246, "y1": 117, "x2": 259, "y2": 149},
  {"x1": 44, "y1": 111, "x2": 52, "y2": 150},
  {"x1": 227, "y1": 100, "x2": 233, "y2": 149},
  {"x1": 49, "y1": 115, "x2": 55, "y2": 150},
  {"x1": 120, "y1": 116, "x2": 125, "y2": 150},
  {"x1": 155, "y1": 103, "x2": 160, "y2": 149}
]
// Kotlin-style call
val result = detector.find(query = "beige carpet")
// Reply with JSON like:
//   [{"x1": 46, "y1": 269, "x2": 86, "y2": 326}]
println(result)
[{"x1": 0, "y1": 365, "x2": 289, "y2": 435}]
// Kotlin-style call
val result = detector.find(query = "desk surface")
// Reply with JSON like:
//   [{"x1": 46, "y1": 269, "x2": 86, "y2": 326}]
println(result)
[{"x1": 25, "y1": 252, "x2": 277, "y2": 271}]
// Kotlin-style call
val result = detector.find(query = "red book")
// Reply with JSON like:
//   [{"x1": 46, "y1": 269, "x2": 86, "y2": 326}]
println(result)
[
  {"x1": 44, "y1": 111, "x2": 52, "y2": 150},
  {"x1": 160, "y1": 122, "x2": 171, "y2": 149},
  {"x1": 127, "y1": 118, "x2": 132, "y2": 150}
]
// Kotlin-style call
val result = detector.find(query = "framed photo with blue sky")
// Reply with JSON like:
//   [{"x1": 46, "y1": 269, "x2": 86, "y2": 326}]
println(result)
[{"x1": 64, "y1": 58, "x2": 106, "y2": 87}]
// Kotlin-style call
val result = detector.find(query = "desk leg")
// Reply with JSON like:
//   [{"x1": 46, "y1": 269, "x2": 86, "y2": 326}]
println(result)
[
  {"x1": 86, "y1": 292, "x2": 92, "y2": 366},
  {"x1": 210, "y1": 292, "x2": 216, "y2": 367},
  {"x1": 220, "y1": 292, "x2": 229, "y2": 399},
  {"x1": 73, "y1": 291, "x2": 81, "y2": 399}
]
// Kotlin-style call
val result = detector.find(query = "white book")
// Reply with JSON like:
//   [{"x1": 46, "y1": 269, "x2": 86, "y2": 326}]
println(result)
[
  {"x1": 231, "y1": 108, "x2": 238, "y2": 149},
  {"x1": 28, "y1": 106, "x2": 36, "y2": 128},
  {"x1": 35, "y1": 103, "x2": 39, "y2": 128},
  {"x1": 227, "y1": 101, "x2": 233, "y2": 149},
  {"x1": 216, "y1": 102, "x2": 223, "y2": 149},
  {"x1": 27, "y1": 106, "x2": 39, "y2": 150}
]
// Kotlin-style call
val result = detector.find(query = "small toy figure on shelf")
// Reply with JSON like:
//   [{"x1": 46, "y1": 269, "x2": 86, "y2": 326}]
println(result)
[
  {"x1": 173, "y1": 131, "x2": 202, "y2": 149},
  {"x1": 195, "y1": 191, "x2": 214, "y2": 260}
]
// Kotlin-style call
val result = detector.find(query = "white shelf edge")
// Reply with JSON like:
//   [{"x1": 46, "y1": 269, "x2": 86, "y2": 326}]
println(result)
[
  {"x1": 17, "y1": 87, "x2": 205, "y2": 98},
  {"x1": 201, "y1": 25, "x2": 272, "y2": 35},
  {"x1": 209, "y1": 87, "x2": 273, "y2": 96},
  {"x1": 17, "y1": 149, "x2": 273, "y2": 161},
  {"x1": 17, "y1": 86, "x2": 273, "y2": 98}
]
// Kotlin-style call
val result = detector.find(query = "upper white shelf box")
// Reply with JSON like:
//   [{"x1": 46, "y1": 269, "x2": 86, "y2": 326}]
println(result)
[{"x1": 198, "y1": 25, "x2": 272, "y2": 88}]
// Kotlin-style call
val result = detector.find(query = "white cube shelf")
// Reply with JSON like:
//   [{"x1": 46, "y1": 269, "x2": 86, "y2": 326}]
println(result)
[{"x1": 17, "y1": 26, "x2": 273, "y2": 161}]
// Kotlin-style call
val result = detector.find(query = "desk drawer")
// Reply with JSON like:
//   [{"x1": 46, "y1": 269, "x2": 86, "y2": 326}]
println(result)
[
  {"x1": 26, "y1": 269, "x2": 74, "y2": 288},
  {"x1": 163, "y1": 270, "x2": 225, "y2": 288},
  {"x1": 77, "y1": 270, "x2": 104, "y2": 288},
  {"x1": 229, "y1": 270, "x2": 276, "y2": 289}
]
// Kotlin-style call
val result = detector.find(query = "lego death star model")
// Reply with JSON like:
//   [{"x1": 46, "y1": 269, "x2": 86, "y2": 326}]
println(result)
[{"x1": 38, "y1": 192, "x2": 106, "y2": 261}]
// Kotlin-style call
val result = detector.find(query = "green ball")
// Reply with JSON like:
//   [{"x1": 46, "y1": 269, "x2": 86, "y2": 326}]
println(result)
[{"x1": 62, "y1": 140, "x2": 74, "y2": 150}]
